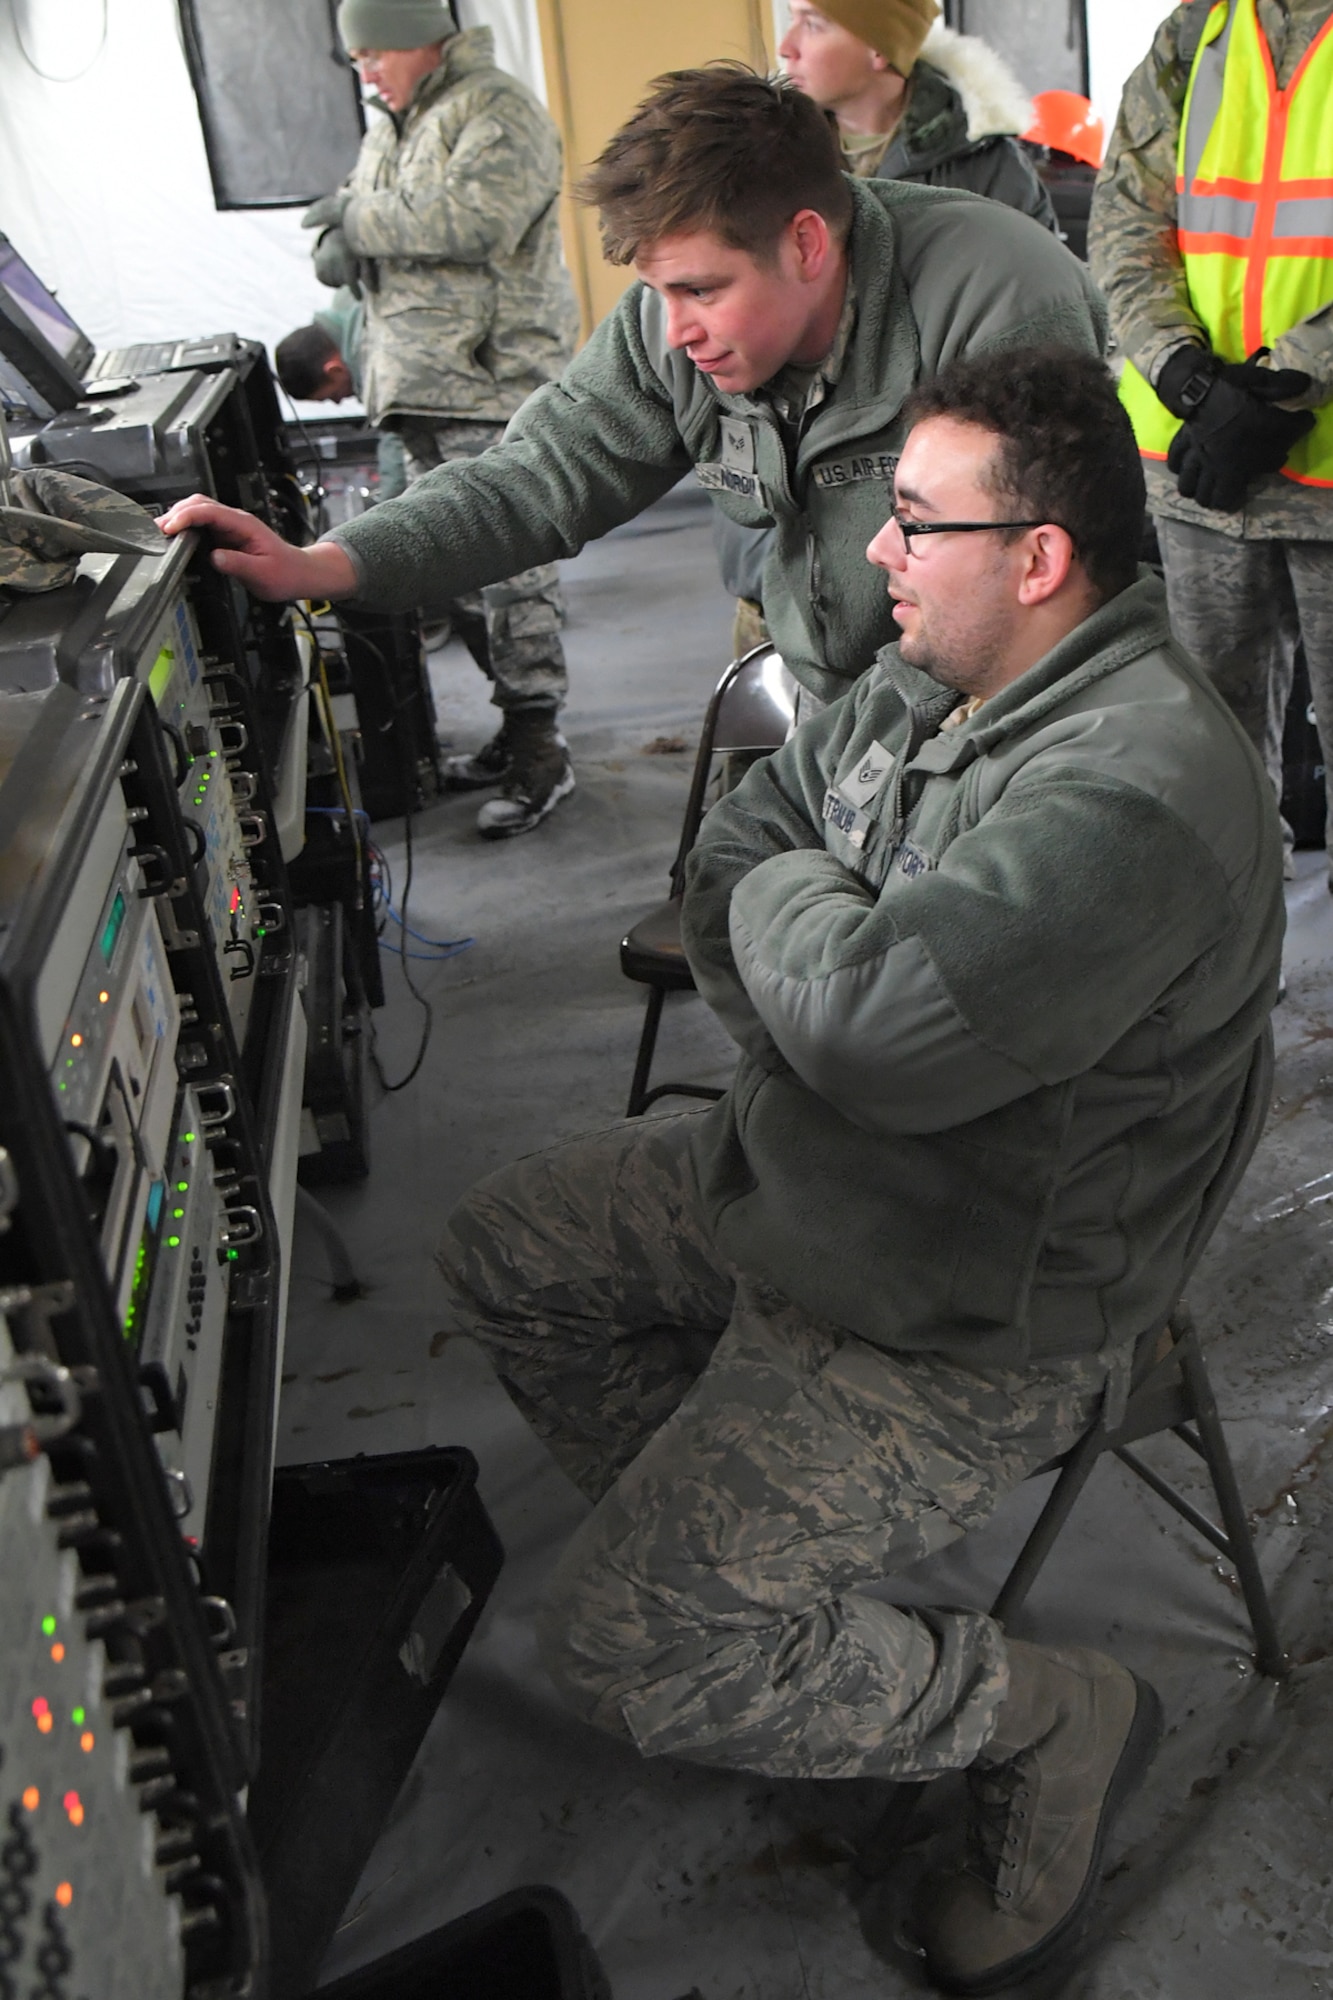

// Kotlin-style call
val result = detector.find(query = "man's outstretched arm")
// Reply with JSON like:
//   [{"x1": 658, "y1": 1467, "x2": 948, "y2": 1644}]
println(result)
[{"x1": 157, "y1": 498, "x2": 360, "y2": 602}]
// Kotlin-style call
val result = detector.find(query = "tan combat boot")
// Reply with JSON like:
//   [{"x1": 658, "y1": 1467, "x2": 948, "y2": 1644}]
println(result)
[{"x1": 916, "y1": 1641, "x2": 1163, "y2": 1996}]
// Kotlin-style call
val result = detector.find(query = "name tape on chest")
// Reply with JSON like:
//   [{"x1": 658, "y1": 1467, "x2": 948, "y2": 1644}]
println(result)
[
  {"x1": 696, "y1": 462, "x2": 763, "y2": 500},
  {"x1": 813, "y1": 452, "x2": 899, "y2": 491},
  {"x1": 822, "y1": 787, "x2": 870, "y2": 849}
]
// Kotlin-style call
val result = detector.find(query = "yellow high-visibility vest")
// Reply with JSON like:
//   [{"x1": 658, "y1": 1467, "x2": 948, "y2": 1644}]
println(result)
[{"x1": 1119, "y1": 0, "x2": 1333, "y2": 488}]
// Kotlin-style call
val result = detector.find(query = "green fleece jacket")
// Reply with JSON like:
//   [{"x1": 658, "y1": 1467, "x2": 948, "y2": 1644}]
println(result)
[
  {"x1": 330, "y1": 176, "x2": 1106, "y2": 700},
  {"x1": 680, "y1": 576, "x2": 1284, "y2": 1368}
]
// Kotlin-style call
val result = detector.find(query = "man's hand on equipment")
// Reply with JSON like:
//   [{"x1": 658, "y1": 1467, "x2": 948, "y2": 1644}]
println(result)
[
  {"x1": 1158, "y1": 344, "x2": 1316, "y2": 511},
  {"x1": 156, "y1": 498, "x2": 359, "y2": 603}
]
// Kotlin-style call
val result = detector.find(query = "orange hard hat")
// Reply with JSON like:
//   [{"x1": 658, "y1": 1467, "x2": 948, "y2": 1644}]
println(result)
[{"x1": 1023, "y1": 90, "x2": 1105, "y2": 170}]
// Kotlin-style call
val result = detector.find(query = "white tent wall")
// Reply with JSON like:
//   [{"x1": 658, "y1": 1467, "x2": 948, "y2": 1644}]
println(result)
[
  {"x1": 1086, "y1": 1, "x2": 1175, "y2": 146},
  {"x1": 0, "y1": 0, "x2": 545, "y2": 369}
]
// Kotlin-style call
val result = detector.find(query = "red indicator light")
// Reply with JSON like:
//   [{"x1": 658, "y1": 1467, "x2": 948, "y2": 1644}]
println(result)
[
  {"x1": 21, "y1": 1787, "x2": 38, "y2": 1812},
  {"x1": 32, "y1": 1698, "x2": 52, "y2": 1734},
  {"x1": 63, "y1": 1792, "x2": 84, "y2": 1827},
  {"x1": 55, "y1": 1882, "x2": 73, "y2": 1908},
  {"x1": 229, "y1": 885, "x2": 241, "y2": 914}
]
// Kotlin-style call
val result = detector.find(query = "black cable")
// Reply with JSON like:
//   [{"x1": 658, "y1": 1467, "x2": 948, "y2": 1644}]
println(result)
[
  {"x1": 369, "y1": 800, "x2": 434, "y2": 1092},
  {"x1": 274, "y1": 385, "x2": 332, "y2": 538}
]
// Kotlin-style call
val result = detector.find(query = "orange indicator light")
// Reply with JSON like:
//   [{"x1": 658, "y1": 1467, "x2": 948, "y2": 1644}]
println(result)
[
  {"x1": 21, "y1": 1787, "x2": 39, "y2": 1811},
  {"x1": 36, "y1": 1714, "x2": 53, "y2": 1735},
  {"x1": 70, "y1": 1033, "x2": 83, "y2": 1048},
  {"x1": 55, "y1": 1882, "x2": 73, "y2": 1908},
  {"x1": 50, "y1": 1643, "x2": 65, "y2": 1663},
  {"x1": 63, "y1": 1792, "x2": 84, "y2": 1827},
  {"x1": 98, "y1": 990, "x2": 109, "y2": 1004},
  {"x1": 80, "y1": 1731, "x2": 94, "y2": 1753}
]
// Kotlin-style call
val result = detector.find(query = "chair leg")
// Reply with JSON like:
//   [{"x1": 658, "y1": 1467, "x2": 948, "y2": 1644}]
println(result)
[
  {"x1": 989, "y1": 1422, "x2": 1110, "y2": 1628},
  {"x1": 626, "y1": 984, "x2": 667, "y2": 1118},
  {"x1": 1176, "y1": 1318, "x2": 1288, "y2": 1677}
]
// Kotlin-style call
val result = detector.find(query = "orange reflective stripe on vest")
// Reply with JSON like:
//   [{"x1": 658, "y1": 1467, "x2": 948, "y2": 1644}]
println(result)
[{"x1": 1119, "y1": 0, "x2": 1333, "y2": 488}]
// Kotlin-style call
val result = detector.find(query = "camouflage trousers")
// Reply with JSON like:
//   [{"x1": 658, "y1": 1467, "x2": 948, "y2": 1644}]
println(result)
[
  {"x1": 396, "y1": 417, "x2": 567, "y2": 714},
  {"x1": 1156, "y1": 518, "x2": 1333, "y2": 848},
  {"x1": 439, "y1": 1111, "x2": 1118, "y2": 1782}
]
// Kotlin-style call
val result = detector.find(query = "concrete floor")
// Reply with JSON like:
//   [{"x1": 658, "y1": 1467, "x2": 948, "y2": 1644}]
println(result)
[{"x1": 285, "y1": 484, "x2": 1333, "y2": 1999}]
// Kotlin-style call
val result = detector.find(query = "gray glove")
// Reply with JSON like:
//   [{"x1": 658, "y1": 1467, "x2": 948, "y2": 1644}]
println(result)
[
  {"x1": 312, "y1": 226, "x2": 362, "y2": 294},
  {"x1": 301, "y1": 191, "x2": 351, "y2": 232}
]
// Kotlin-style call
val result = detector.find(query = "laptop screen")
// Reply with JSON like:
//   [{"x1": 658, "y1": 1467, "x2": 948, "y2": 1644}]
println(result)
[{"x1": 0, "y1": 238, "x2": 87, "y2": 366}]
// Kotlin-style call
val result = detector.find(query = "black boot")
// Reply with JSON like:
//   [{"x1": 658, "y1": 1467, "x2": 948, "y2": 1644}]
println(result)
[
  {"x1": 476, "y1": 708, "x2": 574, "y2": 839},
  {"x1": 441, "y1": 724, "x2": 512, "y2": 792}
]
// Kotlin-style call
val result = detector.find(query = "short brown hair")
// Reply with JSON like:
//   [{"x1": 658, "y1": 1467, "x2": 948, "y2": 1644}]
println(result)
[{"x1": 578, "y1": 64, "x2": 853, "y2": 265}]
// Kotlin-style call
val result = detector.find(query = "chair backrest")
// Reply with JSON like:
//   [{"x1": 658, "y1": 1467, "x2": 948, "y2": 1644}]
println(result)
[
  {"x1": 1178, "y1": 1022, "x2": 1274, "y2": 1288},
  {"x1": 1130, "y1": 1021, "x2": 1274, "y2": 1389},
  {"x1": 667, "y1": 643, "x2": 796, "y2": 894}
]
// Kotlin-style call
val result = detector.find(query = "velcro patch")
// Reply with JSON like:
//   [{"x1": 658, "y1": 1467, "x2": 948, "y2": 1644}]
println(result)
[
  {"x1": 812, "y1": 452, "x2": 898, "y2": 490},
  {"x1": 822, "y1": 788, "x2": 870, "y2": 850},
  {"x1": 696, "y1": 462, "x2": 763, "y2": 500}
]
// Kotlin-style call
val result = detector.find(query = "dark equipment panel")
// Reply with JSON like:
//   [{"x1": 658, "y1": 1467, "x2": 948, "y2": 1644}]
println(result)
[{"x1": 249, "y1": 1448, "x2": 504, "y2": 1999}]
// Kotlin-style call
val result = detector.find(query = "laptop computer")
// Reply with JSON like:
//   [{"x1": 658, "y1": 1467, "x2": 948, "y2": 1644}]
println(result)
[{"x1": 0, "y1": 231, "x2": 255, "y2": 421}]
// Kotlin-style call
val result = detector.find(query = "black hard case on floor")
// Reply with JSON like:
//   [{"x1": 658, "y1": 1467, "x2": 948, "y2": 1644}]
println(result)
[
  {"x1": 308, "y1": 1885, "x2": 612, "y2": 2000},
  {"x1": 250, "y1": 1446, "x2": 504, "y2": 1999}
]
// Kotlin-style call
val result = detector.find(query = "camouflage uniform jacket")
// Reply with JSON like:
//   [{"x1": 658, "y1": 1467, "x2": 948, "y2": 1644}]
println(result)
[
  {"x1": 679, "y1": 575, "x2": 1284, "y2": 1369},
  {"x1": 329, "y1": 177, "x2": 1105, "y2": 702},
  {"x1": 340, "y1": 27, "x2": 579, "y2": 426},
  {"x1": 1089, "y1": 0, "x2": 1333, "y2": 540}
]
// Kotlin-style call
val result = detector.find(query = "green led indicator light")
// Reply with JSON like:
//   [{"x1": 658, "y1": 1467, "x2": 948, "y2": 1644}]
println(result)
[
  {"x1": 41, "y1": 1615, "x2": 56, "y2": 1637},
  {"x1": 227, "y1": 1248, "x2": 239, "y2": 1261},
  {"x1": 57, "y1": 1083, "x2": 67, "y2": 1093},
  {"x1": 256, "y1": 927, "x2": 267, "y2": 939},
  {"x1": 71, "y1": 1706, "x2": 85, "y2": 1727},
  {"x1": 167, "y1": 1235, "x2": 181, "y2": 1249},
  {"x1": 177, "y1": 1180, "x2": 189, "y2": 1192},
  {"x1": 183, "y1": 1132, "x2": 195, "y2": 1144},
  {"x1": 172, "y1": 1208, "x2": 184, "y2": 1220},
  {"x1": 65, "y1": 1058, "x2": 74, "y2": 1068}
]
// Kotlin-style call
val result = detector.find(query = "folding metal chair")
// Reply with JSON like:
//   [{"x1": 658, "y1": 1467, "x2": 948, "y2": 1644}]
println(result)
[
  {"x1": 620, "y1": 644, "x2": 796, "y2": 1117},
  {"x1": 860, "y1": 1024, "x2": 1283, "y2": 1874}
]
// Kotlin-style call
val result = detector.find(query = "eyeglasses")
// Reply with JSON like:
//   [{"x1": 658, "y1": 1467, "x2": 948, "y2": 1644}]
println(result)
[{"x1": 887, "y1": 510, "x2": 1049, "y2": 553}]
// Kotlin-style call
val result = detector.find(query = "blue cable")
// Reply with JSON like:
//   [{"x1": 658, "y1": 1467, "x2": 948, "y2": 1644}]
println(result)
[
  {"x1": 378, "y1": 941, "x2": 473, "y2": 962},
  {"x1": 381, "y1": 899, "x2": 473, "y2": 953}
]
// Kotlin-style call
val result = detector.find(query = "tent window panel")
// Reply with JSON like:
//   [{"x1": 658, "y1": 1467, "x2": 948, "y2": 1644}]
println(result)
[
  {"x1": 178, "y1": 0, "x2": 365, "y2": 210},
  {"x1": 944, "y1": 0, "x2": 1088, "y2": 97}
]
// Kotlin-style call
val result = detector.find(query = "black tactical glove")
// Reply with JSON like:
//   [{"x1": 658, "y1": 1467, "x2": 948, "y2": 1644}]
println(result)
[
  {"x1": 1158, "y1": 344, "x2": 1316, "y2": 512},
  {"x1": 311, "y1": 226, "x2": 362, "y2": 294}
]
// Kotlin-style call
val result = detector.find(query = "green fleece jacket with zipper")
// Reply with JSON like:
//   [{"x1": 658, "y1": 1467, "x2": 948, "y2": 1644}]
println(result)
[
  {"x1": 679, "y1": 575, "x2": 1284, "y2": 1368},
  {"x1": 329, "y1": 176, "x2": 1106, "y2": 702}
]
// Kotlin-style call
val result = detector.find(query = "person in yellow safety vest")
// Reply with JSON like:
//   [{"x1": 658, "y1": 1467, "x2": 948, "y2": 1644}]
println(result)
[{"x1": 1089, "y1": 0, "x2": 1333, "y2": 874}]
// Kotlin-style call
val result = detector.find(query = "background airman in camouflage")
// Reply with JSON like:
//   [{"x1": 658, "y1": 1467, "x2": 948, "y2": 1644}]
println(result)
[
  {"x1": 310, "y1": 0, "x2": 580, "y2": 838},
  {"x1": 1089, "y1": 0, "x2": 1333, "y2": 862}
]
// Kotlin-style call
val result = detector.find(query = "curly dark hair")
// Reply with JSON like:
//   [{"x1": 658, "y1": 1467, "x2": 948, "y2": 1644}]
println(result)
[
  {"x1": 578, "y1": 63, "x2": 853, "y2": 266},
  {"x1": 905, "y1": 348, "x2": 1145, "y2": 601}
]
